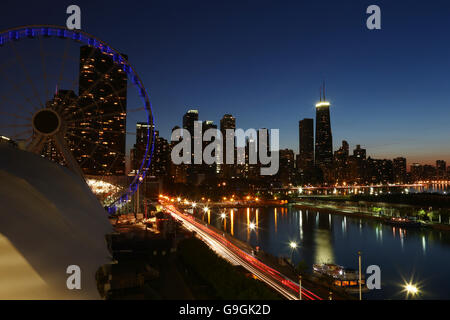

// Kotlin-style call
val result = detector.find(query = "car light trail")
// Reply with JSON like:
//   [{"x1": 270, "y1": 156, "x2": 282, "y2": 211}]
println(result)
[{"x1": 162, "y1": 203, "x2": 323, "y2": 300}]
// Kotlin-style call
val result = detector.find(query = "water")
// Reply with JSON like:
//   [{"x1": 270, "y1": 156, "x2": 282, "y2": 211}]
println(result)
[{"x1": 197, "y1": 206, "x2": 450, "y2": 300}]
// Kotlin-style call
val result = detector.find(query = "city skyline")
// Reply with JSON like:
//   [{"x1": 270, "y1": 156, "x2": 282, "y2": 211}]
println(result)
[
  {"x1": 2, "y1": 1, "x2": 450, "y2": 165},
  {"x1": 154, "y1": 104, "x2": 449, "y2": 169}
]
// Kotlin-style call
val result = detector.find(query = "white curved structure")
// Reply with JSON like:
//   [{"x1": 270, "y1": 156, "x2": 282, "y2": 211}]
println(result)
[{"x1": 0, "y1": 144, "x2": 113, "y2": 299}]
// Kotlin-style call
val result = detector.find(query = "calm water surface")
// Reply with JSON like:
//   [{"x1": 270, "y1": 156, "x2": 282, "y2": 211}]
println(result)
[{"x1": 197, "y1": 206, "x2": 450, "y2": 299}]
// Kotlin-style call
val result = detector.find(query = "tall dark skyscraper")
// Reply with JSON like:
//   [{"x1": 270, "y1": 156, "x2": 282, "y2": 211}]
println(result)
[
  {"x1": 353, "y1": 144, "x2": 366, "y2": 160},
  {"x1": 315, "y1": 84, "x2": 333, "y2": 168},
  {"x1": 182, "y1": 109, "x2": 199, "y2": 137},
  {"x1": 220, "y1": 114, "x2": 236, "y2": 135},
  {"x1": 436, "y1": 160, "x2": 447, "y2": 179},
  {"x1": 220, "y1": 114, "x2": 236, "y2": 178},
  {"x1": 132, "y1": 122, "x2": 155, "y2": 173},
  {"x1": 298, "y1": 118, "x2": 314, "y2": 169},
  {"x1": 77, "y1": 45, "x2": 128, "y2": 176},
  {"x1": 182, "y1": 109, "x2": 201, "y2": 183},
  {"x1": 393, "y1": 157, "x2": 407, "y2": 183}
]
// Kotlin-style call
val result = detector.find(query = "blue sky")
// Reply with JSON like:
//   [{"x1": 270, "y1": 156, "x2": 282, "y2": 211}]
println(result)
[{"x1": 2, "y1": 0, "x2": 450, "y2": 165}]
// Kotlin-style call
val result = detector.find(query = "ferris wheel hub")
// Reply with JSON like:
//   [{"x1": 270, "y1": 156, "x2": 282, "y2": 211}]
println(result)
[{"x1": 32, "y1": 108, "x2": 62, "y2": 136}]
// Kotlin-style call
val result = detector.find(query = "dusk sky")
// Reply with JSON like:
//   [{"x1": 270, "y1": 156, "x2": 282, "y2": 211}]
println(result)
[{"x1": 2, "y1": 0, "x2": 450, "y2": 165}]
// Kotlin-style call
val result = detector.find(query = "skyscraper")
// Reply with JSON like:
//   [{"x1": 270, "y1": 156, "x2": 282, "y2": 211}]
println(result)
[
  {"x1": 220, "y1": 114, "x2": 236, "y2": 178},
  {"x1": 202, "y1": 120, "x2": 218, "y2": 178},
  {"x1": 353, "y1": 144, "x2": 366, "y2": 160},
  {"x1": 334, "y1": 140, "x2": 349, "y2": 183},
  {"x1": 393, "y1": 157, "x2": 407, "y2": 183},
  {"x1": 182, "y1": 109, "x2": 199, "y2": 137},
  {"x1": 182, "y1": 109, "x2": 200, "y2": 183},
  {"x1": 220, "y1": 114, "x2": 236, "y2": 135},
  {"x1": 436, "y1": 160, "x2": 447, "y2": 179},
  {"x1": 132, "y1": 122, "x2": 155, "y2": 173},
  {"x1": 315, "y1": 84, "x2": 333, "y2": 168},
  {"x1": 77, "y1": 45, "x2": 128, "y2": 176},
  {"x1": 298, "y1": 118, "x2": 314, "y2": 169}
]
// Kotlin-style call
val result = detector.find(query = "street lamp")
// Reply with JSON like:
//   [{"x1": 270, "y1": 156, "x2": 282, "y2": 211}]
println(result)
[
  {"x1": 403, "y1": 282, "x2": 420, "y2": 298},
  {"x1": 289, "y1": 241, "x2": 297, "y2": 262},
  {"x1": 192, "y1": 202, "x2": 196, "y2": 208},
  {"x1": 249, "y1": 222, "x2": 256, "y2": 230},
  {"x1": 220, "y1": 213, "x2": 226, "y2": 219},
  {"x1": 358, "y1": 251, "x2": 362, "y2": 301},
  {"x1": 203, "y1": 207, "x2": 209, "y2": 213}
]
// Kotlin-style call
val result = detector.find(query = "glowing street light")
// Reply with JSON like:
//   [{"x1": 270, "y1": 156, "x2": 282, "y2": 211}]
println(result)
[
  {"x1": 249, "y1": 222, "x2": 256, "y2": 230},
  {"x1": 289, "y1": 241, "x2": 298, "y2": 262},
  {"x1": 192, "y1": 202, "x2": 197, "y2": 208},
  {"x1": 203, "y1": 207, "x2": 209, "y2": 213},
  {"x1": 403, "y1": 282, "x2": 419, "y2": 297},
  {"x1": 220, "y1": 213, "x2": 226, "y2": 219},
  {"x1": 177, "y1": 197, "x2": 181, "y2": 202}
]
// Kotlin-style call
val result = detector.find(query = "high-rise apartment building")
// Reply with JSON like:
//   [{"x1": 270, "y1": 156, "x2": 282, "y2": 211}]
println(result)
[
  {"x1": 315, "y1": 85, "x2": 333, "y2": 168},
  {"x1": 77, "y1": 45, "x2": 128, "y2": 175},
  {"x1": 393, "y1": 157, "x2": 407, "y2": 183},
  {"x1": 298, "y1": 118, "x2": 314, "y2": 170}
]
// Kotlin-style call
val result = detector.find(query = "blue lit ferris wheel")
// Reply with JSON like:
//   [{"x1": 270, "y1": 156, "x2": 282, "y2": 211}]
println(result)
[{"x1": 0, "y1": 25, "x2": 155, "y2": 212}]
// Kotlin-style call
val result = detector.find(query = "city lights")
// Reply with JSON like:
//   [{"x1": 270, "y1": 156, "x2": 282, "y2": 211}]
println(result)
[
  {"x1": 86, "y1": 179, "x2": 121, "y2": 196},
  {"x1": 220, "y1": 213, "x2": 226, "y2": 219},
  {"x1": 289, "y1": 241, "x2": 297, "y2": 249},
  {"x1": 203, "y1": 207, "x2": 209, "y2": 212},
  {"x1": 249, "y1": 222, "x2": 256, "y2": 230}
]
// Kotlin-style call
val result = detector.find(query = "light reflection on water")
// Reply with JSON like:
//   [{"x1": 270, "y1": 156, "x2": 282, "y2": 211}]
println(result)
[{"x1": 198, "y1": 206, "x2": 450, "y2": 300}]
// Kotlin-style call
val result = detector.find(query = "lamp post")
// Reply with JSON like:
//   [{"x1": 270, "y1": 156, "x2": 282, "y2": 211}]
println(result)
[
  {"x1": 298, "y1": 275, "x2": 302, "y2": 300},
  {"x1": 289, "y1": 241, "x2": 297, "y2": 263},
  {"x1": 404, "y1": 282, "x2": 419, "y2": 298},
  {"x1": 358, "y1": 251, "x2": 362, "y2": 301},
  {"x1": 135, "y1": 175, "x2": 144, "y2": 219}
]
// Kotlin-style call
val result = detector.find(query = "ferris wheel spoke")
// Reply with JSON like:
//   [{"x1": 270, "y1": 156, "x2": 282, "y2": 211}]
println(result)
[
  {"x1": 78, "y1": 61, "x2": 123, "y2": 101},
  {"x1": 72, "y1": 106, "x2": 144, "y2": 123},
  {"x1": 53, "y1": 132, "x2": 84, "y2": 178},
  {"x1": 64, "y1": 81, "x2": 133, "y2": 121},
  {"x1": 0, "y1": 123, "x2": 31, "y2": 129},
  {"x1": 66, "y1": 125, "x2": 134, "y2": 136},
  {"x1": 38, "y1": 35, "x2": 49, "y2": 105},
  {"x1": 97, "y1": 152, "x2": 121, "y2": 182},
  {"x1": 26, "y1": 134, "x2": 47, "y2": 155},
  {"x1": 56, "y1": 44, "x2": 100, "y2": 109},
  {"x1": 9, "y1": 129, "x2": 33, "y2": 139},
  {"x1": 65, "y1": 130, "x2": 125, "y2": 156},
  {"x1": 9, "y1": 41, "x2": 45, "y2": 109},
  {"x1": 0, "y1": 97, "x2": 34, "y2": 117},
  {"x1": 56, "y1": 36, "x2": 72, "y2": 93},
  {"x1": 0, "y1": 111, "x2": 31, "y2": 121},
  {"x1": 65, "y1": 110, "x2": 130, "y2": 124},
  {"x1": 0, "y1": 68, "x2": 41, "y2": 113}
]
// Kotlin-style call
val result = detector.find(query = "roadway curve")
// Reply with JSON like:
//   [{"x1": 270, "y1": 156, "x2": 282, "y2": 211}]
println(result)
[{"x1": 162, "y1": 203, "x2": 323, "y2": 300}]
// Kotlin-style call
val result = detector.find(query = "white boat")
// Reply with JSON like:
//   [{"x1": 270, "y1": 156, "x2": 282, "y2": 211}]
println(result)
[{"x1": 313, "y1": 263, "x2": 366, "y2": 289}]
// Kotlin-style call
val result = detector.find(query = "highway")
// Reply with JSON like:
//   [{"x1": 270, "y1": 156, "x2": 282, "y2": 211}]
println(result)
[{"x1": 162, "y1": 202, "x2": 323, "y2": 300}]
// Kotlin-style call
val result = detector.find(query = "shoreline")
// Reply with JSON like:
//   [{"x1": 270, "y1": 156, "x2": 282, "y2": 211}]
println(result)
[
  {"x1": 190, "y1": 200, "x2": 450, "y2": 232},
  {"x1": 291, "y1": 202, "x2": 450, "y2": 232}
]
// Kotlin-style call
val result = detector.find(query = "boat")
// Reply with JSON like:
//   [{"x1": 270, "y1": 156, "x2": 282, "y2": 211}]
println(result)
[
  {"x1": 313, "y1": 263, "x2": 367, "y2": 290},
  {"x1": 385, "y1": 217, "x2": 422, "y2": 228}
]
